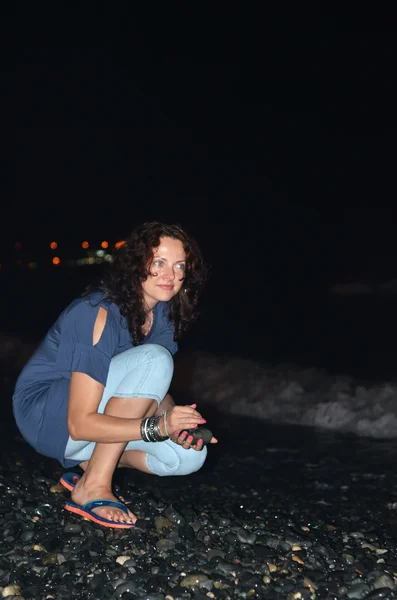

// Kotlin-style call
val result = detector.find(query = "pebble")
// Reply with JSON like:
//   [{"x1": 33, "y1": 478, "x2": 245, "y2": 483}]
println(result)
[{"x1": 2, "y1": 585, "x2": 22, "y2": 597}]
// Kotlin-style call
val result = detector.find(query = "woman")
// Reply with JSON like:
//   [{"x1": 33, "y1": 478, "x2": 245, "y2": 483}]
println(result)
[{"x1": 13, "y1": 221, "x2": 217, "y2": 529}]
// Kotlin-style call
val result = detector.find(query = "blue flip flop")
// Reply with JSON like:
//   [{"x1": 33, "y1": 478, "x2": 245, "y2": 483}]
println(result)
[
  {"x1": 59, "y1": 472, "x2": 132, "y2": 505},
  {"x1": 64, "y1": 498, "x2": 136, "y2": 529},
  {"x1": 59, "y1": 472, "x2": 83, "y2": 492}
]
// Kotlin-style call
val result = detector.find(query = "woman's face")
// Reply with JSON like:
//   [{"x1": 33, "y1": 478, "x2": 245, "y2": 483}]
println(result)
[{"x1": 141, "y1": 236, "x2": 186, "y2": 309}]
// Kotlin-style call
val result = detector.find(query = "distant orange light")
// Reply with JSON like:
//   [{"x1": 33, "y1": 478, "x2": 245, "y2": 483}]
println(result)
[
  {"x1": 82, "y1": 241, "x2": 89, "y2": 249},
  {"x1": 50, "y1": 241, "x2": 58, "y2": 250},
  {"x1": 15, "y1": 242, "x2": 22, "y2": 250},
  {"x1": 114, "y1": 240, "x2": 126, "y2": 249},
  {"x1": 52, "y1": 256, "x2": 61, "y2": 265},
  {"x1": 101, "y1": 240, "x2": 109, "y2": 249}
]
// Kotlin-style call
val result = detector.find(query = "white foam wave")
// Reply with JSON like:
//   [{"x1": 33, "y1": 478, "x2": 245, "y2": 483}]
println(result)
[{"x1": 177, "y1": 352, "x2": 397, "y2": 439}]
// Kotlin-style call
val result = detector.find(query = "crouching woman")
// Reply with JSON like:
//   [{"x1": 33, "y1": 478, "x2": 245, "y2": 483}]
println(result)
[{"x1": 12, "y1": 221, "x2": 218, "y2": 529}]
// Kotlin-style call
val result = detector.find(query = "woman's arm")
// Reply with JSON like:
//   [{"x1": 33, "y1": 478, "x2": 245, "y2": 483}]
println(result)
[
  {"x1": 67, "y1": 372, "x2": 203, "y2": 443},
  {"x1": 67, "y1": 372, "x2": 141, "y2": 442},
  {"x1": 155, "y1": 392, "x2": 175, "y2": 416}
]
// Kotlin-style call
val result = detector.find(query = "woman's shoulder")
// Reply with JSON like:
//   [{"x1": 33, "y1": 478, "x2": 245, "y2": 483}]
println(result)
[
  {"x1": 82, "y1": 289, "x2": 112, "y2": 307},
  {"x1": 63, "y1": 290, "x2": 119, "y2": 322},
  {"x1": 57, "y1": 291, "x2": 125, "y2": 344}
]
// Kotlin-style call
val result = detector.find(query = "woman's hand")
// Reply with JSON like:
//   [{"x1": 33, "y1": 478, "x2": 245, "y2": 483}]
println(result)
[
  {"x1": 171, "y1": 430, "x2": 219, "y2": 451},
  {"x1": 164, "y1": 403, "x2": 219, "y2": 450},
  {"x1": 165, "y1": 403, "x2": 205, "y2": 435}
]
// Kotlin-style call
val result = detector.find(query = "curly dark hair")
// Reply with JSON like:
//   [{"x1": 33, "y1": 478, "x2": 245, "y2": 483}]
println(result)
[{"x1": 98, "y1": 221, "x2": 208, "y2": 345}]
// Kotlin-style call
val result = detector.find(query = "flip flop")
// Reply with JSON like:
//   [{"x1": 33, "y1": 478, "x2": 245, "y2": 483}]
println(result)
[
  {"x1": 59, "y1": 472, "x2": 132, "y2": 505},
  {"x1": 59, "y1": 472, "x2": 83, "y2": 492},
  {"x1": 64, "y1": 498, "x2": 135, "y2": 529}
]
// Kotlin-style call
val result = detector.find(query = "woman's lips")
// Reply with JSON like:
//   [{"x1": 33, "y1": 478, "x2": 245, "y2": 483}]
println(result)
[{"x1": 158, "y1": 284, "x2": 174, "y2": 290}]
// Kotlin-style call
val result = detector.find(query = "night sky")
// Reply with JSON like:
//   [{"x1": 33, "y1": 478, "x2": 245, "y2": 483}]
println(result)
[
  {"x1": 12, "y1": 13, "x2": 397, "y2": 293},
  {"x1": 6, "y1": 10, "x2": 397, "y2": 376}
]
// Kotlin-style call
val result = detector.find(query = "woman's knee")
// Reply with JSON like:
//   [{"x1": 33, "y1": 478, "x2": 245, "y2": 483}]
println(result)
[
  {"x1": 103, "y1": 344, "x2": 174, "y2": 408},
  {"x1": 142, "y1": 343, "x2": 174, "y2": 373},
  {"x1": 180, "y1": 446, "x2": 207, "y2": 476},
  {"x1": 147, "y1": 443, "x2": 208, "y2": 476},
  {"x1": 125, "y1": 344, "x2": 174, "y2": 390},
  {"x1": 111, "y1": 343, "x2": 174, "y2": 376}
]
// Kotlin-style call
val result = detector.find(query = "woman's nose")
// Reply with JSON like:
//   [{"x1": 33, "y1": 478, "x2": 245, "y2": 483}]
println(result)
[{"x1": 163, "y1": 266, "x2": 175, "y2": 280}]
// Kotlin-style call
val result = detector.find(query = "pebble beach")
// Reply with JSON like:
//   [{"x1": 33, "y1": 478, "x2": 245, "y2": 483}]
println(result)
[{"x1": 1, "y1": 368, "x2": 397, "y2": 600}]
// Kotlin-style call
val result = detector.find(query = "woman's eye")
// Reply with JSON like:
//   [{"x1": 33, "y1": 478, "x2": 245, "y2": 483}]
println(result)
[
  {"x1": 175, "y1": 263, "x2": 186, "y2": 271},
  {"x1": 153, "y1": 260, "x2": 163, "y2": 268}
]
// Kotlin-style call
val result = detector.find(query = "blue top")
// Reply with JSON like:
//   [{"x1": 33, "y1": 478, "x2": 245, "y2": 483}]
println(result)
[{"x1": 12, "y1": 290, "x2": 178, "y2": 467}]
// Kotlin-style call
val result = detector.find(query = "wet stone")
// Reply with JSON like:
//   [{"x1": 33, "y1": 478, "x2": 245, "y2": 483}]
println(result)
[
  {"x1": 154, "y1": 516, "x2": 173, "y2": 532},
  {"x1": 366, "y1": 589, "x2": 396, "y2": 599},
  {"x1": 347, "y1": 583, "x2": 371, "y2": 599},
  {"x1": 236, "y1": 527, "x2": 257, "y2": 545},
  {"x1": 19, "y1": 531, "x2": 34, "y2": 543},
  {"x1": 156, "y1": 539, "x2": 175, "y2": 553},
  {"x1": 163, "y1": 506, "x2": 186, "y2": 526},
  {"x1": 63, "y1": 524, "x2": 82, "y2": 535},
  {"x1": 178, "y1": 523, "x2": 195, "y2": 540}
]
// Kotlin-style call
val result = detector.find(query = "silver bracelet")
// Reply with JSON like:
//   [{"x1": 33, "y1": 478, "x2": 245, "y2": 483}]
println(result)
[
  {"x1": 154, "y1": 414, "x2": 169, "y2": 441},
  {"x1": 163, "y1": 410, "x2": 169, "y2": 437},
  {"x1": 141, "y1": 415, "x2": 169, "y2": 442},
  {"x1": 141, "y1": 417, "x2": 150, "y2": 442},
  {"x1": 154, "y1": 417, "x2": 162, "y2": 439},
  {"x1": 145, "y1": 416, "x2": 153, "y2": 442}
]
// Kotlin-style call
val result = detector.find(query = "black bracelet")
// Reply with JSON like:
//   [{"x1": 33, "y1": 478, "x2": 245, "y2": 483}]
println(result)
[{"x1": 140, "y1": 415, "x2": 169, "y2": 442}]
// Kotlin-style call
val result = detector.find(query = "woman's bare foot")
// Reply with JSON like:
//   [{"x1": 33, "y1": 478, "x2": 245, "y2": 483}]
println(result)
[{"x1": 71, "y1": 472, "x2": 136, "y2": 524}]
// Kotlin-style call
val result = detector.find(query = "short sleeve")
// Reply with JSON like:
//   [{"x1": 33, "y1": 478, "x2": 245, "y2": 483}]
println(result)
[{"x1": 55, "y1": 298, "x2": 119, "y2": 385}]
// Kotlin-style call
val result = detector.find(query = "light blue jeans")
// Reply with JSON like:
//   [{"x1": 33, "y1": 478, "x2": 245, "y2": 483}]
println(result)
[{"x1": 64, "y1": 344, "x2": 207, "y2": 476}]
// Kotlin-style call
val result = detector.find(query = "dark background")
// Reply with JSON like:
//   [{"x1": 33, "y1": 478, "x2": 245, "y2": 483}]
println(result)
[{"x1": 7, "y1": 9, "x2": 397, "y2": 380}]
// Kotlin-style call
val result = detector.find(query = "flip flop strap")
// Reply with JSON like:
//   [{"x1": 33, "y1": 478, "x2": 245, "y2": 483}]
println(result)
[
  {"x1": 83, "y1": 499, "x2": 129, "y2": 515},
  {"x1": 62, "y1": 472, "x2": 80, "y2": 483}
]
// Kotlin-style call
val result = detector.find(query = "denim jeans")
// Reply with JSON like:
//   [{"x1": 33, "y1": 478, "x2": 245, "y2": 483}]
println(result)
[{"x1": 65, "y1": 344, "x2": 207, "y2": 476}]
